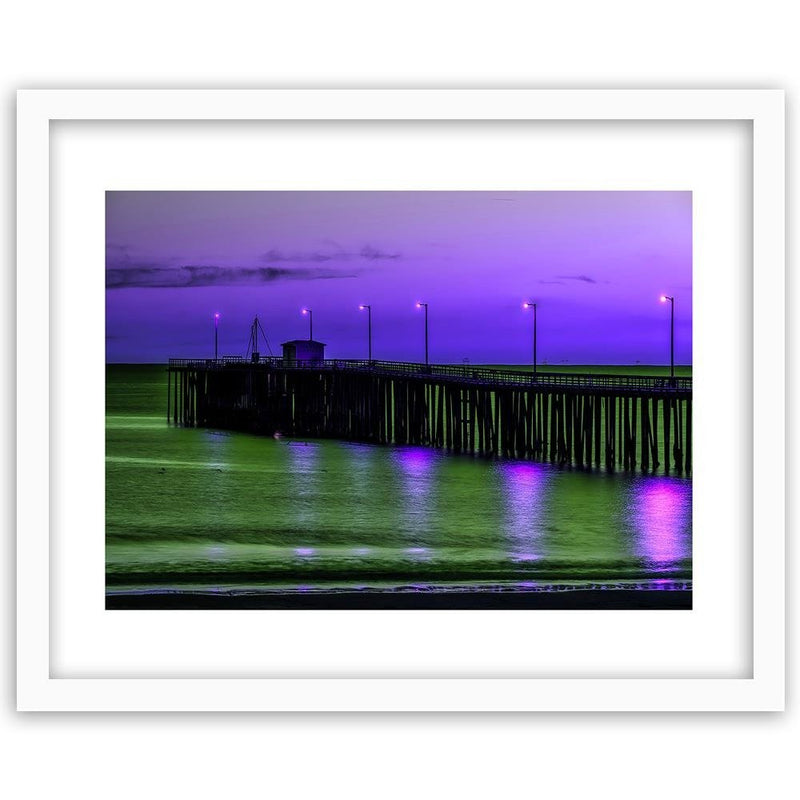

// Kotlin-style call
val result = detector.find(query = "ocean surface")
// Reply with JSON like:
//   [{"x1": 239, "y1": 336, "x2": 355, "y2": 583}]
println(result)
[{"x1": 106, "y1": 365, "x2": 692, "y2": 605}]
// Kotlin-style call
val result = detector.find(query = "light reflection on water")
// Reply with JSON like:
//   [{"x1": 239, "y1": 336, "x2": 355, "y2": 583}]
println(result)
[
  {"x1": 286, "y1": 441, "x2": 321, "y2": 547},
  {"x1": 630, "y1": 479, "x2": 691, "y2": 567},
  {"x1": 106, "y1": 367, "x2": 692, "y2": 595},
  {"x1": 498, "y1": 461, "x2": 549, "y2": 564},
  {"x1": 392, "y1": 446, "x2": 438, "y2": 537}
]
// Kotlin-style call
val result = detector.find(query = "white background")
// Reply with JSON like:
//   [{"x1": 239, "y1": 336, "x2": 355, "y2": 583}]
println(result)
[{"x1": 2, "y1": 2, "x2": 795, "y2": 799}]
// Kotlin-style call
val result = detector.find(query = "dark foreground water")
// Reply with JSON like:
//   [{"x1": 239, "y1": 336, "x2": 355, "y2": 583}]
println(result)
[{"x1": 106, "y1": 366, "x2": 692, "y2": 608}]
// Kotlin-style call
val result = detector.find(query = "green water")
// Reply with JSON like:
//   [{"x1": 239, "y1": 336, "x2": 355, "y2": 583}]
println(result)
[{"x1": 106, "y1": 365, "x2": 692, "y2": 599}]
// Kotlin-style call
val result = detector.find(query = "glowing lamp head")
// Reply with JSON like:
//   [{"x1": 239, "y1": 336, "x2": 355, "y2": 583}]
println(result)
[
  {"x1": 214, "y1": 313, "x2": 220, "y2": 319},
  {"x1": 660, "y1": 296, "x2": 667, "y2": 303},
  {"x1": 415, "y1": 302, "x2": 421, "y2": 308},
  {"x1": 359, "y1": 304, "x2": 366, "y2": 311},
  {"x1": 301, "y1": 308, "x2": 309, "y2": 315}
]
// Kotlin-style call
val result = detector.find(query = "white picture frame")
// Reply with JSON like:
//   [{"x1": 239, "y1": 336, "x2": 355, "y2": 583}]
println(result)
[{"x1": 17, "y1": 89, "x2": 785, "y2": 711}]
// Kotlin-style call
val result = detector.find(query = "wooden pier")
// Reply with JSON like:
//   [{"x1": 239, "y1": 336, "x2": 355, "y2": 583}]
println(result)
[{"x1": 167, "y1": 358, "x2": 692, "y2": 475}]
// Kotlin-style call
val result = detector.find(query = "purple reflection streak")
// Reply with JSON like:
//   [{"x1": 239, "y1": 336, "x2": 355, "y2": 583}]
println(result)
[
  {"x1": 394, "y1": 446, "x2": 436, "y2": 480},
  {"x1": 631, "y1": 480, "x2": 691, "y2": 565},
  {"x1": 500, "y1": 461, "x2": 548, "y2": 564},
  {"x1": 393, "y1": 447, "x2": 438, "y2": 538},
  {"x1": 286, "y1": 442, "x2": 320, "y2": 472}
]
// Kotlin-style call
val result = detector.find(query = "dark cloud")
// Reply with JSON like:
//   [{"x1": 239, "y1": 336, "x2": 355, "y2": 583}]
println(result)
[
  {"x1": 106, "y1": 265, "x2": 358, "y2": 289},
  {"x1": 106, "y1": 240, "x2": 399, "y2": 288},
  {"x1": 260, "y1": 244, "x2": 400, "y2": 263},
  {"x1": 360, "y1": 245, "x2": 400, "y2": 261},
  {"x1": 557, "y1": 274, "x2": 598, "y2": 284},
  {"x1": 260, "y1": 248, "x2": 337, "y2": 263},
  {"x1": 106, "y1": 243, "x2": 176, "y2": 275}
]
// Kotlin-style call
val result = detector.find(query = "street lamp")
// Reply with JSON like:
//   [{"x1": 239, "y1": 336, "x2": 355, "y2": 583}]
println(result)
[
  {"x1": 416, "y1": 302, "x2": 429, "y2": 365},
  {"x1": 301, "y1": 307, "x2": 313, "y2": 340},
  {"x1": 522, "y1": 301, "x2": 537, "y2": 375},
  {"x1": 660, "y1": 295, "x2": 675, "y2": 378},
  {"x1": 214, "y1": 312, "x2": 220, "y2": 360},
  {"x1": 359, "y1": 304, "x2": 372, "y2": 362}
]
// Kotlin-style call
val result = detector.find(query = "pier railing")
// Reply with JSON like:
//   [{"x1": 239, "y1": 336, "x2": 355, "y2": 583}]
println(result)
[{"x1": 167, "y1": 356, "x2": 691, "y2": 392}]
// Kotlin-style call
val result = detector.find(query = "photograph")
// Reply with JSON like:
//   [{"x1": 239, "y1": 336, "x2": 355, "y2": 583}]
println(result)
[{"x1": 105, "y1": 189, "x2": 692, "y2": 610}]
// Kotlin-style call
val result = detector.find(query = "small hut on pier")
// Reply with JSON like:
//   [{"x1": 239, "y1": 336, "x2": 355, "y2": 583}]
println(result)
[{"x1": 281, "y1": 339, "x2": 326, "y2": 365}]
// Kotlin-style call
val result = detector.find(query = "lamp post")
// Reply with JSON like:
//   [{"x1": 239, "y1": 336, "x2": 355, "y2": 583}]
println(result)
[
  {"x1": 214, "y1": 312, "x2": 220, "y2": 360},
  {"x1": 416, "y1": 302, "x2": 428, "y2": 365},
  {"x1": 660, "y1": 295, "x2": 675, "y2": 378},
  {"x1": 301, "y1": 307, "x2": 313, "y2": 340},
  {"x1": 523, "y1": 301, "x2": 537, "y2": 375},
  {"x1": 359, "y1": 304, "x2": 372, "y2": 362}
]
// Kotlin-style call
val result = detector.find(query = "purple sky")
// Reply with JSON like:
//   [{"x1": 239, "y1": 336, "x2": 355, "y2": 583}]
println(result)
[{"x1": 106, "y1": 191, "x2": 691, "y2": 364}]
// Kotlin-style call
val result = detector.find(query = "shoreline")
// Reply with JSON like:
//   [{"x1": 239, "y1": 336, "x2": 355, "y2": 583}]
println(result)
[{"x1": 106, "y1": 588, "x2": 692, "y2": 610}]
